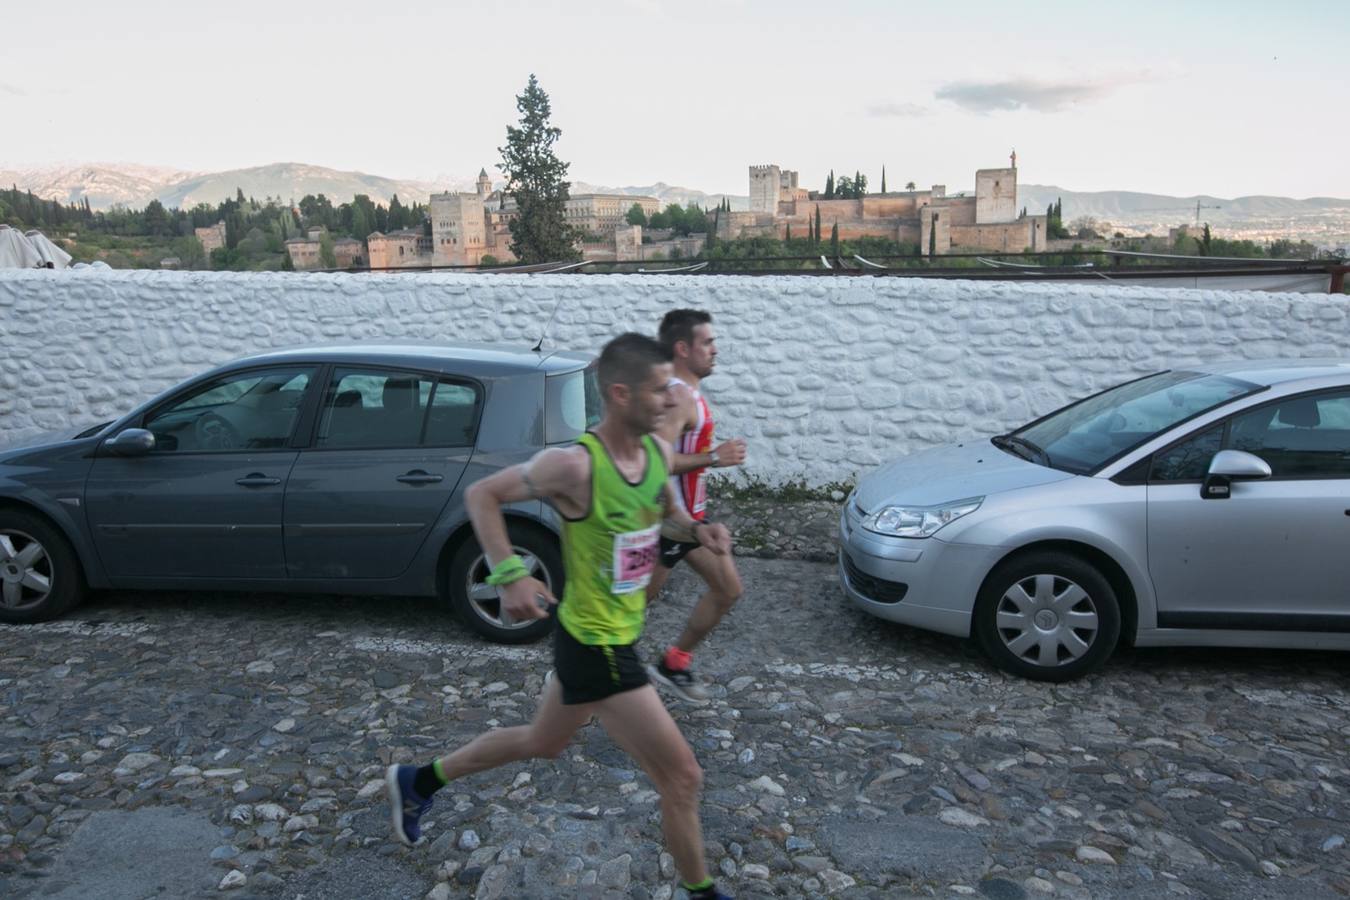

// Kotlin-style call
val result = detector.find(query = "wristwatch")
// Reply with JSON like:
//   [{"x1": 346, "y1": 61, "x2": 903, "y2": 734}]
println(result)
[{"x1": 707, "y1": 449, "x2": 720, "y2": 467}]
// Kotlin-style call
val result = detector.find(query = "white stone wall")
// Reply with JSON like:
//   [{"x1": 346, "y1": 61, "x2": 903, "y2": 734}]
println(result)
[{"x1": 1, "y1": 269, "x2": 1345, "y2": 486}]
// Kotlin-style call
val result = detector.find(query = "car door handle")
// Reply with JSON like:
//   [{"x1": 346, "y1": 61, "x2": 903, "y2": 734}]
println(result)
[
  {"x1": 235, "y1": 474, "x2": 282, "y2": 487},
  {"x1": 396, "y1": 470, "x2": 444, "y2": 485}
]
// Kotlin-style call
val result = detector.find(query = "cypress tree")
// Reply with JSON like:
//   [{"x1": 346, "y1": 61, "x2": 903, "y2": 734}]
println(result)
[
  {"x1": 881, "y1": 166, "x2": 886, "y2": 193},
  {"x1": 830, "y1": 222, "x2": 839, "y2": 258},
  {"x1": 825, "y1": 170, "x2": 834, "y2": 199},
  {"x1": 785, "y1": 223, "x2": 791, "y2": 243},
  {"x1": 814, "y1": 205, "x2": 822, "y2": 247},
  {"x1": 499, "y1": 74, "x2": 581, "y2": 263}
]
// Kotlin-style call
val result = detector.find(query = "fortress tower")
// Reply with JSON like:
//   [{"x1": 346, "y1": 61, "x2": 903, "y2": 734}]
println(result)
[{"x1": 748, "y1": 165, "x2": 781, "y2": 213}]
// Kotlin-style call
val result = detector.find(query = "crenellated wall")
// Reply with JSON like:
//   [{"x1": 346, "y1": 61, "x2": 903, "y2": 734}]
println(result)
[{"x1": 1, "y1": 270, "x2": 1345, "y2": 485}]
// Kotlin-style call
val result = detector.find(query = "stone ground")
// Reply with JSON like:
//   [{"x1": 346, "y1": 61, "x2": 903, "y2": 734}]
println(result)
[{"x1": 3, "y1": 502, "x2": 1350, "y2": 899}]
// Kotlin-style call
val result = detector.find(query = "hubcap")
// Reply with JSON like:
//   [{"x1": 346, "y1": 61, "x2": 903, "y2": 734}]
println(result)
[
  {"x1": 463, "y1": 545, "x2": 551, "y2": 630},
  {"x1": 995, "y1": 573, "x2": 1099, "y2": 668},
  {"x1": 0, "y1": 530, "x2": 53, "y2": 611}
]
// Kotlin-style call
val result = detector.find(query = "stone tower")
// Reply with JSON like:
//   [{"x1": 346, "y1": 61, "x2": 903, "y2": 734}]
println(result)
[
  {"x1": 431, "y1": 192, "x2": 488, "y2": 267},
  {"x1": 476, "y1": 168, "x2": 492, "y2": 197},
  {"x1": 748, "y1": 165, "x2": 781, "y2": 214}
]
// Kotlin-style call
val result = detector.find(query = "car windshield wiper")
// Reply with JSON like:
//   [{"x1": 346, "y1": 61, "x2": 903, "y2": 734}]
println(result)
[{"x1": 992, "y1": 433, "x2": 1052, "y2": 467}]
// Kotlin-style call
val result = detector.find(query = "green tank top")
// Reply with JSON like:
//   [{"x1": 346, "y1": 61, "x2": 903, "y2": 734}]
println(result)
[{"x1": 558, "y1": 432, "x2": 668, "y2": 646}]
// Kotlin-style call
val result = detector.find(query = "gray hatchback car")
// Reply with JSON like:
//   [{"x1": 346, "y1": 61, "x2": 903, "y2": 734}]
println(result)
[
  {"x1": 0, "y1": 342, "x2": 600, "y2": 643},
  {"x1": 840, "y1": 359, "x2": 1350, "y2": 681}
]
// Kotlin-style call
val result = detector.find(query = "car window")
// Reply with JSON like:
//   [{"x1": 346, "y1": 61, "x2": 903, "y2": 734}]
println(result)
[
  {"x1": 1014, "y1": 371, "x2": 1260, "y2": 474},
  {"x1": 545, "y1": 363, "x2": 601, "y2": 444},
  {"x1": 1150, "y1": 424, "x2": 1224, "y2": 481},
  {"x1": 1228, "y1": 390, "x2": 1350, "y2": 478},
  {"x1": 318, "y1": 368, "x2": 432, "y2": 449},
  {"x1": 423, "y1": 381, "x2": 482, "y2": 447},
  {"x1": 317, "y1": 368, "x2": 481, "y2": 449},
  {"x1": 145, "y1": 368, "x2": 313, "y2": 452}
]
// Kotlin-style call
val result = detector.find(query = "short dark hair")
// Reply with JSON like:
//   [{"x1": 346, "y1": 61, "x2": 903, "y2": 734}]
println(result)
[
  {"x1": 658, "y1": 308, "x2": 712, "y2": 354},
  {"x1": 597, "y1": 332, "x2": 672, "y2": 392}
]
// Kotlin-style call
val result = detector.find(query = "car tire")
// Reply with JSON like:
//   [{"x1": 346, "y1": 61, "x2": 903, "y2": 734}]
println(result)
[
  {"x1": 974, "y1": 551, "x2": 1120, "y2": 682},
  {"x1": 0, "y1": 510, "x2": 86, "y2": 624},
  {"x1": 448, "y1": 523, "x2": 562, "y2": 644}
]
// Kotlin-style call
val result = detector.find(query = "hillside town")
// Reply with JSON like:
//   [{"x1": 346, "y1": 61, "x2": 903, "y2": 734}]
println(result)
[{"x1": 270, "y1": 155, "x2": 1046, "y2": 271}]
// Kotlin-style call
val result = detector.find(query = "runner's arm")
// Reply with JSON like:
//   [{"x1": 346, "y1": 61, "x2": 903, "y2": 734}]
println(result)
[
  {"x1": 655, "y1": 437, "x2": 731, "y2": 555},
  {"x1": 465, "y1": 447, "x2": 584, "y2": 567},
  {"x1": 660, "y1": 385, "x2": 746, "y2": 475},
  {"x1": 464, "y1": 447, "x2": 587, "y2": 619}
]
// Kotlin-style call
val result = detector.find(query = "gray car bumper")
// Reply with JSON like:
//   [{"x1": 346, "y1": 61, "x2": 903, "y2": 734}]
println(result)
[{"x1": 838, "y1": 508, "x2": 1002, "y2": 639}]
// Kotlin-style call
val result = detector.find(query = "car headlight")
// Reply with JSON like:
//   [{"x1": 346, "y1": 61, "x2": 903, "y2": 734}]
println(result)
[{"x1": 864, "y1": 497, "x2": 984, "y2": 538}]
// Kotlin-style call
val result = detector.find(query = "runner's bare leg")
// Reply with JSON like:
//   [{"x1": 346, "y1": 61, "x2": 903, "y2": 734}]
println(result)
[
  {"x1": 671, "y1": 546, "x2": 743, "y2": 654},
  {"x1": 431, "y1": 674, "x2": 595, "y2": 778},
  {"x1": 594, "y1": 685, "x2": 708, "y2": 885}
]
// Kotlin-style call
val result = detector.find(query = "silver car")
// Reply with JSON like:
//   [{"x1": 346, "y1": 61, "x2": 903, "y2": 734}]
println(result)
[{"x1": 839, "y1": 359, "x2": 1350, "y2": 681}]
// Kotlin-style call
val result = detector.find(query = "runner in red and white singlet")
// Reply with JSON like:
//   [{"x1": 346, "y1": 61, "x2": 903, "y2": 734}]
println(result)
[
  {"x1": 671, "y1": 377, "x2": 715, "y2": 520},
  {"x1": 646, "y1": 309, "x2": 749, "y2": 703}
]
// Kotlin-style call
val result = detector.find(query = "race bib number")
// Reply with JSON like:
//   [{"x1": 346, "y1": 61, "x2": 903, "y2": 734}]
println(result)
[{"x1": 612, "y1": 524, "x2": 660, "y2": 594}]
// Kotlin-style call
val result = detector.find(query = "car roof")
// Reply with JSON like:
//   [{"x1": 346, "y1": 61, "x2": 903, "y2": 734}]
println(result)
[
  {"x1": 226, "y1": 341, "x2": 593, "y2": 376},
  {"x1": 1187, "y1": 358, "x2": 1350, "y2": 387}
]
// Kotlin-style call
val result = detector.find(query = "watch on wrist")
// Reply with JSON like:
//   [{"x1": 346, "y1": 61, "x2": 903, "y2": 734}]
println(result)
[{"x1": 708, "y1": 449, "x2": 720, "y2": 467}]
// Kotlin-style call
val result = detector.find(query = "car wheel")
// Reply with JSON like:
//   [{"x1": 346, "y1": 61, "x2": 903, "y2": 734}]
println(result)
[
  {"x1": 0, "y1": 510, "x2": 85, "y2": 624},
  {"x1": 974, "y1": 551, "x2": 1120, "y2": 682},
  {"x1": 448, "y1": 523, "x2": 561, "y2": 644}
]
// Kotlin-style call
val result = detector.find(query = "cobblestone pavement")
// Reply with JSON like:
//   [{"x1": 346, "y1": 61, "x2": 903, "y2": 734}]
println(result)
[{"x1": 3, "y1": 557, "x2": 1350, "y2": 899}]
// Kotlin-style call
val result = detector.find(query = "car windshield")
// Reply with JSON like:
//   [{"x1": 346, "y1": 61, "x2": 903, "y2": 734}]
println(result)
[{"x1": 1007, "y1": 370, "x2": 1262, "y2": 474}]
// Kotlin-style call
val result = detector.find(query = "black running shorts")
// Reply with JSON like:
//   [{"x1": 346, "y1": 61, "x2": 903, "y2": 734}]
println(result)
[
  {"x1": 553, "y1": 624, "x2": 650, "y2": 706},
  {"x1": 658, "y1": 536, "x2": 700, "y2": 569}
]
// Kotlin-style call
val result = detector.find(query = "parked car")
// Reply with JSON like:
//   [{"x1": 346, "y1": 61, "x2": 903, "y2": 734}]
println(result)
[
  {"x1": 839, "y1": 359, "x2": 1350, "y2": 681},
  {"x1": 0, "y1": 342, "x2": 601, "y2": 643}
]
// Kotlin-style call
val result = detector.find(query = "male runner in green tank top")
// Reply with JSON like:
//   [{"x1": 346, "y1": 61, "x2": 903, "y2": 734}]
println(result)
[{"x1": 385, "y1": 333, "x2": 734, "y2": 900}]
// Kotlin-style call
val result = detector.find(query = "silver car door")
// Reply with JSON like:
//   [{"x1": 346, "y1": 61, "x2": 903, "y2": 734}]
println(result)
[{"x1": 1148, "y1": 390, "x2": 1350, "y2": 630}]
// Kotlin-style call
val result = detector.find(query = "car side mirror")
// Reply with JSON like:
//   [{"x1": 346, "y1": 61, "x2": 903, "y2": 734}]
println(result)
[
  {"x1": 103, "y1": 428, "x2": 156, "y2": 457},
  {"x1": 1200, "y1": 449, "x2": 1271, "y2": 500}
]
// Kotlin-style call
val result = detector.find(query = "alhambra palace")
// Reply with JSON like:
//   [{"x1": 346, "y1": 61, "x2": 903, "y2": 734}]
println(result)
[{"x1": 284, "y1": 154, "x2": 1045, "y2": 270}]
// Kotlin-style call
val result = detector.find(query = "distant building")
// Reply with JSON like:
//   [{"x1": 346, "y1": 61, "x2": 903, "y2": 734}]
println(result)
[
  {"x1": 566, "y1": 194, "x2": 661, "y2": 236},
  {"x1": 194, "y1": 221, "x2": 226, "y2": 267},
  {"x1": 725, "y1": 152, "x2": 1048, "y2": 255},
  {"x1": 333, "y1": 237, "x2": 365, "y2": 269},
  {"x1": 285, "y1": 237, "x2": 322, "y2": 270},
  {"x1": 367, "y1": 229, "x2": 431, "y2": 269}
]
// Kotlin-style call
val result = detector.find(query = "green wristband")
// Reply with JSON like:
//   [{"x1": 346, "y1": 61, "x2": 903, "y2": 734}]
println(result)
[{"x1": 485, "y1": 554, "x2": 529, "y2": 586}]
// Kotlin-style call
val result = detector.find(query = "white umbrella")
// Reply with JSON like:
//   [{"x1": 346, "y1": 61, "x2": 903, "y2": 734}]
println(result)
[
  {"x1": 24, "y1": 229, "x2": 73, "y2": 269},
  {"x1": 0, "y1": 224, "x2": 42, "y2": 269}
]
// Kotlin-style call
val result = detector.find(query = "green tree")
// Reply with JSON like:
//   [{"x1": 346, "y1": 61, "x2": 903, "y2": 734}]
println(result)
[
  {"x1": 350, "y1": 194, "x2": 377, "y2": 240},
  {"x1": 142, "y1": 199, "x2": 169, "y2": 236},
  {"x1": 814, "y1": 205, "x2": 822, "y2": 248},
  {"x1": 625, "y1": 202, "x2": 647, "y2": 227},
  {"x1": 905, "y1": 181, "x2": 916, "y2": 191},
  {"x1": 498, "y1": 74, "x2": 580, "y2": 263},
  {"x1": 835, "y1": 175, "x2": 853, "y2": 199},
  {"x1": 824, "y1": 170, "x2": 835, "y2": 199},
  {"x1": 785, "y1": 223, "x2": 791, "y2": 242},
  {"x1": 881, "y1": 166, "x2": 886, "y2": 193},
  {"x1": 319, "y1": 231, "x2": 336, "y2": 268},
  {"x1": 1201, "y1": 223, "x2": 1212, "y2": 255},
  {"x1": 830, "y1": 222, "x2": 839, "y2": 258}
]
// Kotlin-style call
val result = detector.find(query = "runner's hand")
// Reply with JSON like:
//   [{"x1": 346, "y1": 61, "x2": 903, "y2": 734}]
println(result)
[
  {"x1": 713, "y1": 438, "x2": 746, "y2": 468},
  {"x1": 499, "y1": 577, "x2": 554, "y2": 621},
  {"x1": 695, "y1": 522, "x2": 731, "y2": 556}
]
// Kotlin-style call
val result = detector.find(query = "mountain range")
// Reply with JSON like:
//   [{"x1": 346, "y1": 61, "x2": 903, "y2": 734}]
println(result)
[{"x1": 3, "y1": 162, "x2": 1346, "y2": 230}]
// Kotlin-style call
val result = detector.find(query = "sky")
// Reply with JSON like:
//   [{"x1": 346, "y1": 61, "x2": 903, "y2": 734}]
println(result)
[{"x1": 3, "y1": 0, "x2": 1347, "y2": 199}]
